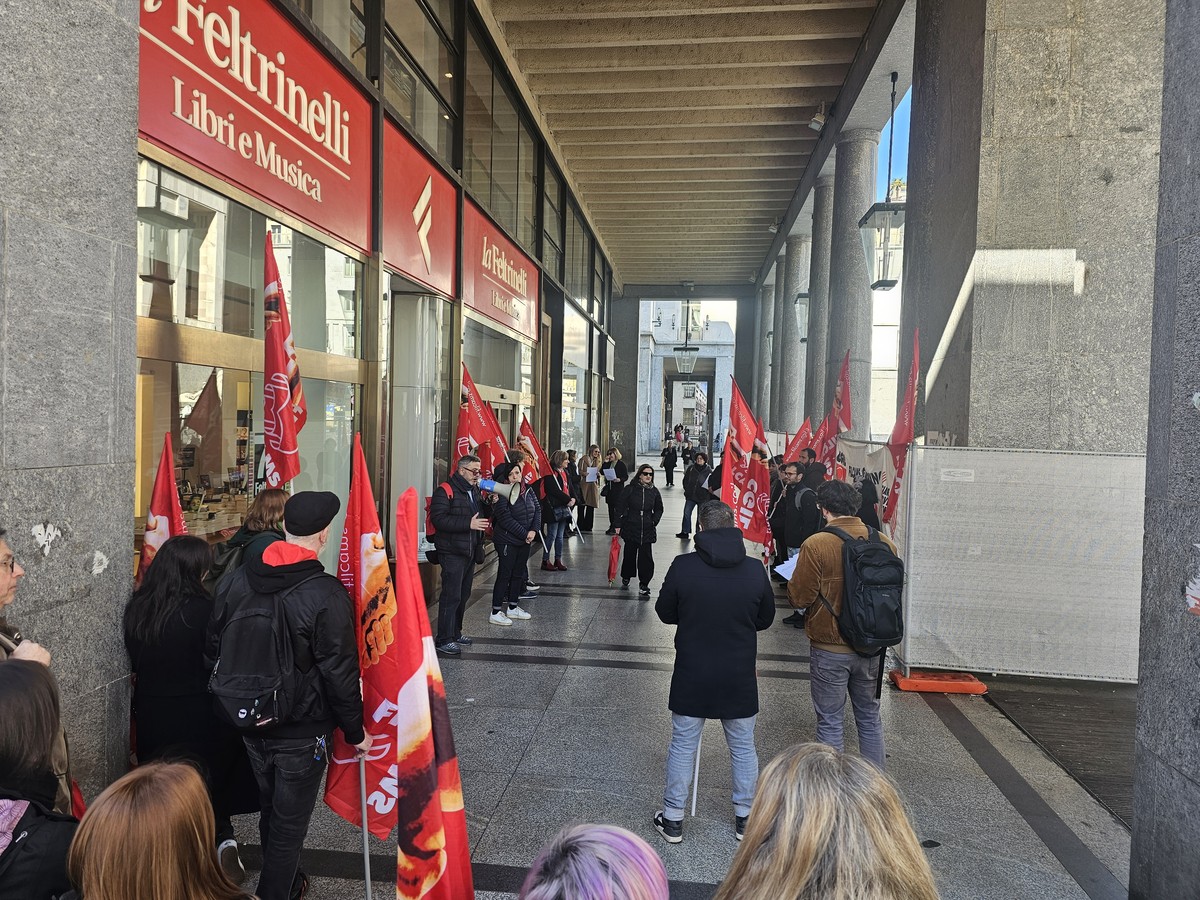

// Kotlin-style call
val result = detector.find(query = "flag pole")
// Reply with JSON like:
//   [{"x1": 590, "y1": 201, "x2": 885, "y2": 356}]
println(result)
[
  {"x1": 358, "y1": 757, "x2": 373, "y2": 900},
  {"x1": 690, "y1": 730, "x2": 703, "y2": 817}
]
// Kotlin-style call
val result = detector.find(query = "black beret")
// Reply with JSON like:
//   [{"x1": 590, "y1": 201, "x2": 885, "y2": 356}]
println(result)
[
  {"x1": 493, "y1": 462, "x2": 516, "y2": 484},
  {"x1": 284, "y1": 491, "x2": 341, "y2": 537}
]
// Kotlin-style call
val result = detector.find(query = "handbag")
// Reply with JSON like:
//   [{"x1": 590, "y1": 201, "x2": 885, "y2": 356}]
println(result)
[{"x1": 553, "y1": 505, "x2": 572, "y2": 522}]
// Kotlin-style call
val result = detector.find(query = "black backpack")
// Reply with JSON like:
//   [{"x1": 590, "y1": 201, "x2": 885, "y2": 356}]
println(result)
[
  {"x1": 208, "y1": 572, "x2": 320, "y2": 731},
  {"x1": 820, "y1": 526, "x2": 905, "y2": 658},
  {"x1": 202, "y1": 540, "x2": 245, "y2": 594}
]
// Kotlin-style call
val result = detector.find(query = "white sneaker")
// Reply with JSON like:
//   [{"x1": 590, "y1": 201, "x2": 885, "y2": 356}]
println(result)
[
  {"x1": 217, "y1": 839, "x2": 246, "y2": 885},
  {"x1": 506, "y1": 605, "x2": 531, "y2": 620},
  {"x1": 489, "y1": 611, "x2": 513, "y2": 626}
]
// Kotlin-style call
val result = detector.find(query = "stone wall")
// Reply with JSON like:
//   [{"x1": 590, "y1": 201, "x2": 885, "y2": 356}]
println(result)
[
  {"x1": 608, "y1": 298, "x2": 640, "y2": 456},
  {"x1": 1131, "y1": 0, "x2": 1200, "y2": 893},
  {"x1": 0, "y1": 0, "x2": 140, "y2": 796}
]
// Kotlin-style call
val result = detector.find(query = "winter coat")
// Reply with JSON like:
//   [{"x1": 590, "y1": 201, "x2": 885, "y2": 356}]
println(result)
[
  {"x1": 539, "y1": 470, "x2": 574, "y2": 522},
  {"x1": 660, "y1": 447, "x2": 678, "y2": 470},
  {"x1": 604, "y1": 460, "x2": 629, "y2": 504},
  {"x1": 0, "y1": 776, "x2": 76, "y2": 900},
  {"x1": 428, "y1": 472, "x2": 486, "y2": 558},
  {"x1": 655, "y1": 527, "x2": 775, "y2": 719},
  {"x1": 858, "y1": 478, "x2": 881, "y2": 529},
  {"x1": 492, "y1": 487, "x2": 543, "y2": 546},
  {"x1": 581, "y1": 454, "x2": 603, "y2": 507},
  {"x1": 207, "y1": 542, "x2": 365, "y2": 745},
  {"x1": 615, "y1": 483, "x2": 664, "y2": 545},
  {"x1": 783, "y1": 483, "x2": 823, "y2": 550},
  {"x1": 682, "y1": 463, "x2": 713, "y2": 505}
]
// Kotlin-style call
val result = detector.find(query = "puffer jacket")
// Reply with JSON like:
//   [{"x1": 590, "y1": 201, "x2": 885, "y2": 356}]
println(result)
[
  {"x1": 492, "y1": 487, "x2": 542, "y2": 546},
  {"x1": 0, "y1": 779, "x2": 76, "y2": 900},
  {"x1": 788, "y1": 516, "x2": 898, "y2": 653},
  {"x1": 207, "y1": 542, "x2": 365, "y2": 744},
  {"x1": 615, "y1": 483, "x2": 664, "y2": 544},
  {"x1": 428, "y1": 472, "x2": 486, "y2": 558}
]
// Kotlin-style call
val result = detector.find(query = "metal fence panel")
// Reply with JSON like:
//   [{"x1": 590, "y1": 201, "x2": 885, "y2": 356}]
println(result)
[{"x1": 897, "y1": 446, "x2": 1143, "y2": 682}]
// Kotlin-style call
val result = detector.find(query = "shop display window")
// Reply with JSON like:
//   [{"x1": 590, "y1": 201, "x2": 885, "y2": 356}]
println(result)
[
  {"x1": 136, "y1": 359, "x2": 357, "y2": 571},
  {"x1": 137, "y1": 161, "x2": 364, "y2": 359}
]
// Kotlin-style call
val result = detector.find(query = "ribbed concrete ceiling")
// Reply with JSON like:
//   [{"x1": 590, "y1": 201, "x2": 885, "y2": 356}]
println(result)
[{"x1": 487, "y1": 0, "x2": 881, "y2": 288}]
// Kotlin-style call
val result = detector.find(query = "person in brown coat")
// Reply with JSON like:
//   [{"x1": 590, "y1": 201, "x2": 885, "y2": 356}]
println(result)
[{"x1": 787, "y1": 480, "x2": 895, "y2": 769}]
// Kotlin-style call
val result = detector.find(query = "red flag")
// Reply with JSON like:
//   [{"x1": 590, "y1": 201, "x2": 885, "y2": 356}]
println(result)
[
  {"x1": 516, "y1": 415, "x2": 551, "y2": 486},
  {"x1": 183, "y1": 368, "x2": 223, "y2": 476},
  {"x1": 882, "y1": 330, "x2": 920, "y2": 526},
  {"x1": 455, "y1": 364, "x2": 509, "y2": 479},
  {"x1": 816, "y1": 351, "x2": 852, "y2": 471},
  {"x1": 782, "y1": 417, "x2": 813, "y2": 463},
  {"x1": 138, "y1": 433, "x2": 186, "y2": 580},
  {"x1": 325, "y1": 435, "x2": 402, "y2": 839},
  {"x1": 391, "y1": 487, "x2": 473, "y2": 899},
  {"x1": 262, "y1": 232, "x2": 306, "y2": 488},
  {"x1": 722, "y1": 379, "x2": 773, "y2": 547},
  {"x1": 607, "y1": 534, "x2": 622, "y2": 584}
]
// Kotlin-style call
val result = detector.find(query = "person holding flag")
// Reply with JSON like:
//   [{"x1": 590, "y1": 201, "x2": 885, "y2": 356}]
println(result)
[{"x1": 261, "y1": 232, "x2": 306, "y2": 490}]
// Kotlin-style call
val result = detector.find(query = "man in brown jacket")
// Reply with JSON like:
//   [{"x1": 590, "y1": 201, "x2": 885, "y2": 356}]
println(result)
[{"x1": 787, "y1": 480, "x2": 893, "y2": 768}]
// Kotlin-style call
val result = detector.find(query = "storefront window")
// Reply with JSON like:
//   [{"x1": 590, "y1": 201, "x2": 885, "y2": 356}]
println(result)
[
  {"x1": 463, "y1": 318, "x2": 532, "y2": 393},
  {"x1": 298, "y1": 0, "x2": 367, "y2": 75},
  {"x1": 386, "y1": 0, "x2": 455, "y2": 101},
  {"x1": 543, "y1": 164, "x2": 564, "y2": 280},
  {"x1": 136, "y1": 360, "x2": 357, "y2": 570},
  {"x1": 137, "y1": 162, "x2": 363, "y2": 358},
  {"x1": 383, "y1": 36, "x2": 455, "y2": 163},
  {"x1": 564, "y1": 207, "x2": 589, "y2": 306},
  {"x1": 562, "y1": 306, "x2": 589, "y2": 452}
]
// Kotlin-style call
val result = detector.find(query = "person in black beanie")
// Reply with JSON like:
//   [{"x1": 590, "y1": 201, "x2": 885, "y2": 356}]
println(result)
[{"x1": 488, "y1": 462, "x2": 541, "y2": 626}]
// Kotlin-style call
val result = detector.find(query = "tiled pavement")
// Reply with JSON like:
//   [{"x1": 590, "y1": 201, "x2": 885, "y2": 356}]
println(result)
[{"x1": 237, "y1": 462, "x2": 1131, "y2": 899}]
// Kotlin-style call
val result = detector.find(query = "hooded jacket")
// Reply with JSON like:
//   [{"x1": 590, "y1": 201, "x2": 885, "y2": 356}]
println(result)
[
  {"x1": 655, "y1": 527, "x2": 775, "y2": 719},
  {"x1": 207, "y1": 542, "x2": 365, "y2": 744}
]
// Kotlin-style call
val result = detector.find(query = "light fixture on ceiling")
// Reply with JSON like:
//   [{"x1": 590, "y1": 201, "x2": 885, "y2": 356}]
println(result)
[
  {"x1": 858, "y1": 72, "x2": 905, "y2": 291},
  {"x1": 809, "y1": 101, "x2": 827, "y2": 133},
  {"x1": 767, "y1": 217, "x2": 781, "y2": 234},
  {"x1": 673, "y1": 293, "x2": 699, "y2": 375}
]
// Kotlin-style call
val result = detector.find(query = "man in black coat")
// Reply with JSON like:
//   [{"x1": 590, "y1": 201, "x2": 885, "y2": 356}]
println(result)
[
  {"x1": 428, "y1": 455, "x2": 489, "y2": 655},
  {"x1": 652, "y1": 501, "x2": 775, "y2": 845},
  {"x1": 676, "y1": 452, "x2": 712, "y2": 539}
]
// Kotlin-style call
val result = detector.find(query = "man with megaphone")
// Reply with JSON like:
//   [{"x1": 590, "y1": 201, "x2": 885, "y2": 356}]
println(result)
[{"x1": 429, "y1": 454, "x2": 490, "y2": 657}]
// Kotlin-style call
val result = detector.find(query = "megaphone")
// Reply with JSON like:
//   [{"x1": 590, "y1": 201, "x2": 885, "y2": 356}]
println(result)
[{"x1": 479, "y1": 479, "x2": 521, "y2": 503}]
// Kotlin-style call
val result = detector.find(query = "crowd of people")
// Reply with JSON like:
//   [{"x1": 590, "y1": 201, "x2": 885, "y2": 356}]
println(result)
[{"x1": 0, "y1": 426, "x2": 921, "y2": 899}]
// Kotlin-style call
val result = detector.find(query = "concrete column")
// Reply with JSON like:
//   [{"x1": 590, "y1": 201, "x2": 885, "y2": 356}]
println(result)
[
  {"x1": 647, "y1": 352, "x2": 665, "y2": 454},
  {"x1": 768, "y1": 254, "x2": 786, "y2": 428},
  {"x1": 826, "y1": 129, "x2": 879, "y2": 438},
  {"x1": 757, "y1": 282, "x2": 775, "y2": 421},
  {"x1": 806, "y1": 173, "x2": 835, "y2": 422},
  {"x1": 0, "y1": 0, "x2": 139, "y2": 795},
  {"x1": 608, "y1": 298, "x2": 641, "y2": 455},
  {"x1": 749, "y1": 286, "x2": 764, "y2": 413},
  {"x1": 778, "y1": 235, "x2": 812, "y2": 433},
  {"x1": 1131, "y1": 1, "x2": 1199, "y2": 894}
]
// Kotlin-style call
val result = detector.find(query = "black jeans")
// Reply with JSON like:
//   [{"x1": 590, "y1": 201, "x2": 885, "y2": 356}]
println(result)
[
  {"x1": 244, "y1": 735, "x2": 329, "y2": 900},
  {"x1": 620, "y1": 538, "x2": 655, "y2": 586},
  {"x1": 436, "y1": 550, "x2": 475, "y2": 645},
  {"x1": 579, "y1": 505, "x2": 595, "y2": 531},
  {"x1": 492, "y1": 542, "x2": 530, "y2": 612},
  {"x1": 664, "y1": 467, "x2": 676, "y2": 486}
]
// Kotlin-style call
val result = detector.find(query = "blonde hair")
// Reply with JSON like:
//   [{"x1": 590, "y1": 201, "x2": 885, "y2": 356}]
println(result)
[
  {"x1": 68, "y1": 763, "x2": 249, "y2": 900},
  {"x1": 713, "y1": 744, "x2": 938, "y2": 900},
  {"x1": 606, "y1": 448, "x2": 622, "y2": 460}
]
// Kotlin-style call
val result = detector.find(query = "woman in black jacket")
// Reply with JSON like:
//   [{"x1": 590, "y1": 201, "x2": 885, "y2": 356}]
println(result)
[
  {"x1": 489, "y1": 462, "x2": 541, "y2": 626},
  {"x1": 660, "y1": 443, "x2": 678, "y2": 487},
  {"x1": 0, "y1": 660, "x2": 75, "y2": 900},
  {"x1": 602, "y1": 448, "x2": 629, "y2": 535},
  {"x1": 615, "y1": 464, "x2": 665, "y2": 597},
  {"x1": 124, "y1": 536, "x2": 256, "y2": 886},
  {"x1": 677, "y1": 452, "x2": 712, "y2": 539},
  {"x1": 540, "y1": 451, "x2": 576, "y2": 571}
]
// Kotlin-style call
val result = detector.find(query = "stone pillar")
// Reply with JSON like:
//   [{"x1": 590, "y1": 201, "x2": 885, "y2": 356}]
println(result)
[
  {"x1": 0, "y1": 1, "x2": 139, "y2": 796},
  {"x1": 608, "y1": 298, "x2": 641, "y2": 456},
  {"x1": 768, "y1": 254, "x2": 786, "y2": 429},
  {"x1": 806, "y1": 173, "x2": 835, "y2": 422},
  {"x1": 757, "y1": 282, "x2": 775, "y2": 421},
  {"x1": 647, "y1": 352, "x2": 665, "y2": 454},
  {"x1": 1131, "y1": 1, "x2": 1200, "y2": 894},
  {"x1": 827, "y1": 129, "x2": 879, "y2": 438},
  {"x1": 749, "y1": 286, "x2": 764, "y2": 413},
  {"x1": 778, "y1": 235, "x2": 812, "y2": 433}
]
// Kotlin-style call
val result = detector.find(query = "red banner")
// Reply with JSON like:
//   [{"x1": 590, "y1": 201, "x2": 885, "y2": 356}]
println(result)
[
  {"x1": 325, "y1": 435, "x2": 401, "y2": 838},
  {"x1": 782, "y1": 417, "x2": 813, "y2": 463},
  {"x1": 882, "y1": 330, "x2": 920, "y2": 526},
  {"x1": 455, "y1": 364, "x2": 509, "y2": 479},
  {"x1": 262, "y1": 232, "x2": 305, "y2": 488},
  {"x1": 383, "y1": 122, "x2": 457, "y2": 297},
  {"x1": 516, "y1": 415, "x2": 551, "y2": 486},
  {"x1": 138, "y1": 0, "x2": 372, "y2": 251},
  {"x1": 183, "y1": 367, "x2": 223, "y2": 475},
  {"x1": 392, "y1": 488, "x2": 474, "y2": 899},
  {"x1": 462, "y1": 201, "x2": 540, "y2": 341},
  {"x1": 815, "y1": 350, "x2": 852, "y2": 471},
  {"x1": 722, "y1": 379, "x2": 773, "y2": 547},
  {"x1": 138, "y1": 433, "x2": 187, "y2": 580}
]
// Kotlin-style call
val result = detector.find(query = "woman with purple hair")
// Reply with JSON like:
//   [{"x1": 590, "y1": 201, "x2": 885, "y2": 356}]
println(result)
[{"x1": 520, "y1": 823, "x2": 669, "y2": 900}]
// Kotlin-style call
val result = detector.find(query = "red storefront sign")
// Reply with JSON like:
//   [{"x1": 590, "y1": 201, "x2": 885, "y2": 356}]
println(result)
[
  {"x1": 138, "y1": 0, "x2": 372, "y2": 252},
  {"x1": 462, "y1": 201, "x2": 539, "y2": 341},
  {"x1": 382, "y1": 122, "x2": 457, "y2": 297}
]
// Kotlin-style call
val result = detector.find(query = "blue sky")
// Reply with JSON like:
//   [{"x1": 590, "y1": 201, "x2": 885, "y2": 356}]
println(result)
[{"x1": 876, "y1": 88, "x2": 911, "y2": 201}]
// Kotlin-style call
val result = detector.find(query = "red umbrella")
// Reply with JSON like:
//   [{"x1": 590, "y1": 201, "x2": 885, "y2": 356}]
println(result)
[{"x1": 608, "y1": 535, "x2": 622, "y2": 584}]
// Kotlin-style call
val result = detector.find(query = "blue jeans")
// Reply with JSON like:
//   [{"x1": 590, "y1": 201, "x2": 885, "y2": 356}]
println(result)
[
  {"x1": 681, "y1": 499, "x2": 698, "y2": 534},
  {"x1": 543, "y1": 519, "x2": 568, "y2": 561},
  {"x1": 244, "y1": 735, "x2": 329, "y2": 900},
  {"x1": 662, "y1": 713, "x2": 758, "y2": 821},
  {"x1": 809, "y1": 647, "x2": 885, "y2": 768}
]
